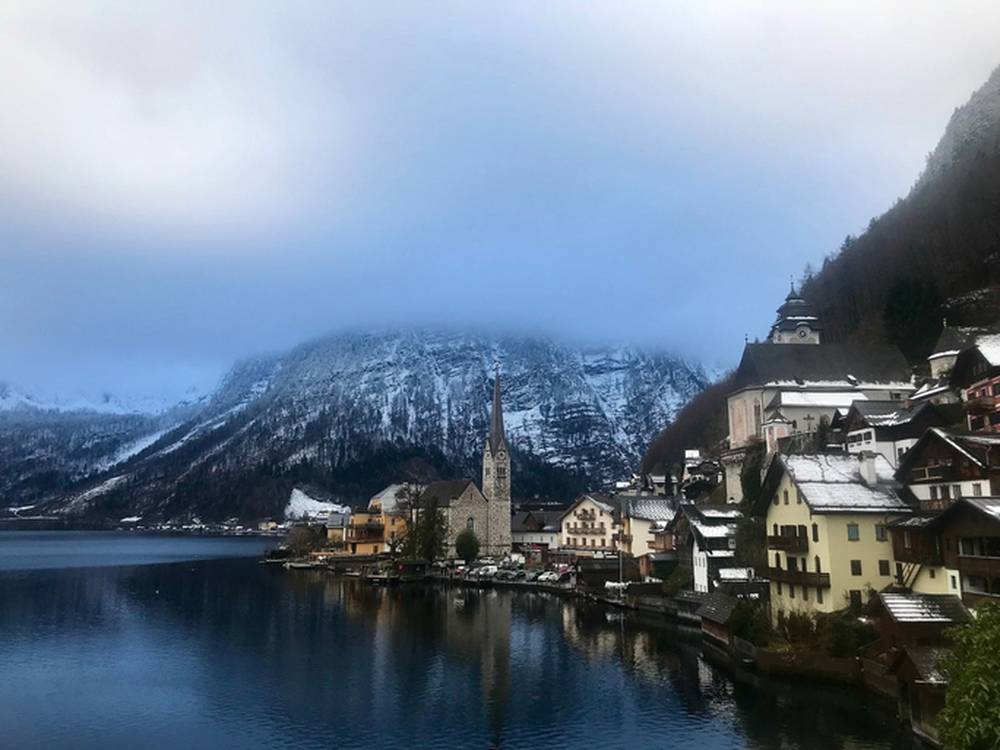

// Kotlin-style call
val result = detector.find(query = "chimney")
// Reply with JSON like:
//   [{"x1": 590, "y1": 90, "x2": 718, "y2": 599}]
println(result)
[{"x1": 859, "y1": 451, "x2": 878, "y2": 487}]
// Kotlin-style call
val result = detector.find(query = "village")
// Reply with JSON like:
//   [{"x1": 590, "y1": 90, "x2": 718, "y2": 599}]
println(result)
[{"x1": 267, "y1": 286, "x2": 1000, "y2": 748}]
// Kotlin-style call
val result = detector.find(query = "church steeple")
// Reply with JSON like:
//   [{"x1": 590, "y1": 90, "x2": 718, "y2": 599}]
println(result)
[
  {"x1": 482, "y1": 363, "x2": 510, "y2": 505},
  {"x1": 488, "y1": 362, "x2": 507, "y2": 454},
  {"x1": 769, "y1": 282, "x2": 821, "y2": 344}
]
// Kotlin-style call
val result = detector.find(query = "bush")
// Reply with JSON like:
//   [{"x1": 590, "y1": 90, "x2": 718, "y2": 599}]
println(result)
[
  {"x1": 939, "y1": 602, "x2": 1000, "y2": 750},
  {"x1": 729, "y1": 600, "x2": 771, "y2": 646}
]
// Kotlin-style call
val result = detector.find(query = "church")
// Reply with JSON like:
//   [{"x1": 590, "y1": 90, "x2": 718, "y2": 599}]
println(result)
[
  {"x1": 721, "y1": 285, "x2": 913, "y2": 503},
  {"x1": 418, "y1": 365, "x2": 512, "y2": 557}
]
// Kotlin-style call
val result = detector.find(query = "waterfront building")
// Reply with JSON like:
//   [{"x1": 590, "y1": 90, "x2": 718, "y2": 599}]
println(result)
[
  {"x1": 887, "y1": 515, "x2": 956, "y2": 596},
  {"x1": 895, "y1": 427, "x2": 1000, "y2": 511},
  {"x1": 620, "y1": 495, "x2": 678, "y2": 557},
  {"x1": 419, "y1": 479, "x2": 510, "y2": 558},
  {"x1": 559, "y1": 494, "x2": 620, "y2": 554},
  {"x1": 342, "y1": 486, "x2": 409, "y2": 556},
  {"x1": 757, "y1": 452, "x2": 912, "y2": 626},
  {"x1": 511, "y1": 509, "x2": 561, "y2": 550},
  {"x1": 673, "y1": 502, "x2": 742, "y2": 593}
]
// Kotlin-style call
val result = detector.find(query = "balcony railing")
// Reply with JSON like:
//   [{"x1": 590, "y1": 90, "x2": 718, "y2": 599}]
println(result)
[
  {"x1": 346, "y1": 524, "x2": 384, "y2": 543},
  {"x1": 767, "y1": 567, "x2": 831, "y2": 588},
  {"x1": 957, "y1": 555, "x2": 1000, "y2": 578},
  {"x1": 767, "y1": 534, "x2": 808, "y2": 553},
  {"x1": 575, "y1": 509, "x2": 597, "y2": 521},
  {"x1": 965, "y1": 394, "x2": 999, "y2": 414},
  {"x1": 569, "y1": 526, "x2": 605, "y2": 535}
]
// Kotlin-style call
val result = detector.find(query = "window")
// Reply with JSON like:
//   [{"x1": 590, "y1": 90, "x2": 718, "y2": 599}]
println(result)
[
  {"x1": 847, "y1": 523, "x2": 860, "y2": 542},
  {"x1": 802, "y1": 585, "x2": 809, "y2": 602},
  {"x1": 788, "y1": 585, "x2": 795, "y2": 599},
  {"x1": 929, "y1": 568, "x2": 936, "y2": 579},
  {"x1": 496, "y1": 467, "x2": 506, "y2": 478},
  {"x1": 777, "y1": 581, "x2": 783, "y2": 595},
  {"x1": 952, "y1": 484, "x2": 962, "y2": 499},
  {"x1": 467, "y1": 517, "x2": 475, "y2": 531},
  {"x1": 816, "y1": 586, "x2": 823, "y2": 604},
  {"x1": 601, "y1": 538, "x2": 605, "y2": 547},
  {"x1": 903, "y1": 530, "x2": 912, "y2": 549},
  {"x1": 941, "y1": 485, "x2": 951, "y2": 500},
  {"x1": 930, "y1": 486, "x2": 939, "y2": 501},
  {"x1": 796, "y1": 490, "x2": 802, "y2": 505},
  {"x1": 728, "y1": 537, "x2": 736, "y2": 550},
  {"x1": 773, "y1": 523, "x2": 779, "y2": 535},
  {"x1": 878, "y1": 559, "x2": 890, "y2": 576},
  {"x1": 850, "y1": 560, "x2": 862, "y2": 576},
  {"x1": 814, "y1": 556, "x2": 822, "y2": 573},
  {"x1": 951, "y1": 575, "x2": 958, "y2": 590},
  {"x1": 849, "y1": 590, "x2": 863, "y2": 610},
  {"x1": 811, "y1": 523, "x2": 818, "y2": 542},
  {"x1": 974, "y1": 483, "x2": 983, "y2": 497},
  {"x1": 875, "y1": 524, "x2": 887, "y2": 542},
  {"x1": 773, "y1": 493, "x2": 779, "y2": 506},
  {"x1": 775, "y1": 553, "x2": 782, "y2": 568},
  {"x1": 783, "y1": 490, "x2": 789, "y2": 505}
]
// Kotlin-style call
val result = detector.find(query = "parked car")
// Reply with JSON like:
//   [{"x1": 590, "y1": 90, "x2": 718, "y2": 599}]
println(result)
[
  {"x1": 476, "y1": 565, "x2": 499, "y2": 579},
  {"x1": 536, "y1": 571, "x2": 558, "y2": 583}
]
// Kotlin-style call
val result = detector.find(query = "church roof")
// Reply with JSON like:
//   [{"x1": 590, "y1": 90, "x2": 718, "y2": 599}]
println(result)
[
  {"x1": 418, "y1": 479, "x2": 477, "y2": 508},
  {"x1": 488, "y1": 366, "x2": 507, "y2": 454},
  {"x1": 732, "y1": 343, "x2": 912, "y2": 391},
  {"x1": 771, "y1": 285, "x2": 822, "y2": 334}
]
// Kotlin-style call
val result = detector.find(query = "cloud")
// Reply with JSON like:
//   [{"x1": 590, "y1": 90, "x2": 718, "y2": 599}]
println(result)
[{"x1": 1, "y1": 1, "x2": 999, "y2": 398}]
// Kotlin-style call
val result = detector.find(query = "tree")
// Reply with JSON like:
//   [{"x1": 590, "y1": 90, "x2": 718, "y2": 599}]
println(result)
[
  {"x1": 286, "y1": 525, "x2": 321, "y2": 556},
  {"x1": 939, "y1": 602, "x2": 1000, "y2": 750},
  {"x1": 397, "y1": 484, "x2": 450, "y2": 562},
  {"x1": 455, "y1": 528, "x2": 480, "y2": 563}
]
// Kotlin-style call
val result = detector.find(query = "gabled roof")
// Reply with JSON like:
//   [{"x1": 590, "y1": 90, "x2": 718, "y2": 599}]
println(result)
[
  {"x1": 419, "y1": 479, "x2": 476, "y2": 508},
  {"x1": 560, "y1": 493, "x2": 621, "y2": 522},
  {"x1": 732, "y1": 343, "x2": 912, "y2": 392},
  {"x1": 928, "y1": 496, "x2": 1000, "y2": 530},
  {"x1": 879, "y1": 592, "x2": 971, "y2": 625},
  {"x1": 369, "y1": 483, "x2": 411, "y2": 512},
  {"x1": 930, "y1": 324, "x2": 991, "y2": 359},
  {"x1": 696, "y1": 591, "x2": 739, "y2": 625},
  {"x1": 896, "y1": 428, "x2": 1000, "y2": 476},
  {"x1": 624, "y1": 496, "x2": 678, "y2": 522},
  {"x1": 512, "y1": 509, "x2": 563, "y2": 533},
  {"x1": 760, "y1": 453, "x2": 911, "y2": 515}
]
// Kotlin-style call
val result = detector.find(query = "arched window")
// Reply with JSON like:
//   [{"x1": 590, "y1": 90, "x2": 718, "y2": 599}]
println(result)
[
  {"x1": 811, "y1": 523, "x2": 818, "y2": 542},
  {"x1": 467, "y1": 517, "x2": 475, "y2": 531}
]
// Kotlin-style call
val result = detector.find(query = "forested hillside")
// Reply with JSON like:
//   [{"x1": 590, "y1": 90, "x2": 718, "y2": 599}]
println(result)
[{"x1": 644, "y1": 64, "x2": 1000, "y2": 471}]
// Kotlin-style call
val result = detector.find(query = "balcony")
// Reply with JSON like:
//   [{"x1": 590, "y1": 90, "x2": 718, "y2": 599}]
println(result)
[
  {"x1": 575, "y1": 509, "x2": 597, "y2": 521},
  {"x1": 767, "y1": 534, "x2": 808, "y2": 553},
  {"x1": 965, "y1": 393, "x2": 999, "y2": 414},
  {"x1": 346, "y1": 523, "x2": 384, "y2": 543},
  {"x1": 570, "y1": 526, "x2": 605, "y2": 536},
  {"x1": 767, "y1": 567, "x2": 831, "y2": 588},
  {"x1": 957, "y1": 555, "x2": 1000, "y2": 579}
]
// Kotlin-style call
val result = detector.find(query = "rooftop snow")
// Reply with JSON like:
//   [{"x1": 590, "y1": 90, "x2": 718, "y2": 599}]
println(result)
[
  {"x1": 784, "y1": 453, "x2": 895, "y2": 484},
  {"x1": 880, "y1": 593, "x2": 969, "y2": 624},
  {"x1": 772, "y1": 391, "x2": 869, "y2": 409},
  {"x1": 975, "y1": 333, "x2": 1000, "y2": 366}
]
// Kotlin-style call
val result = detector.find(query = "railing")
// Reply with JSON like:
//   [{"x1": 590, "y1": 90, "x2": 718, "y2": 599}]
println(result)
[
  {"x1": 569, "y1": 526, "x2": 605, "y2": 535},
  {"x1": 957, "y1": 555, "x2": 1000, "y2": 578},
  {"x1": 767, "y1": 567, "x2": 831, "y2": 588},
  {"x1": 346, "y1": 526, "x2": 384, "y2": 543},
  {"x1": 575, "y1": 510, "x2": 597, "y2": 521},
  {"x1": 965, "y1": 394, "x2": 999, "y2": 414},
  {"x1": 767, "y1": 534, "x2": 808, "y2": 553}
]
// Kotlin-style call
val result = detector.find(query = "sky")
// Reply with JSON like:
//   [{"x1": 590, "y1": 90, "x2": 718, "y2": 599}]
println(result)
[{"x1": 3, "y1": 1, "x2": 1000, "y2": 403}]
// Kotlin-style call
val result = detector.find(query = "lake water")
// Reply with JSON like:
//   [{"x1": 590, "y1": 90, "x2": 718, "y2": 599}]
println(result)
[{"x1": 0, "y1": 532, "x2": 910, "y2": 749}]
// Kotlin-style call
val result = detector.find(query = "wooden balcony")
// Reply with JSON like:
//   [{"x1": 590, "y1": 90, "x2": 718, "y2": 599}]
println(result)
[
  {"x1": 767, "y1": 567, "x2": 831, "y2": 588},
  {"x1": 346, "y1": 523, "x2": 384, "y2": 543},
  {"x1": 957, "y1": 555, "x2": 1000, "y2": 579},
  {"x1": 965, "y1": 394, "x2": 999, "y2": 415},
  {"x1": 569, "y1": 526, "x2": 605, "y2": 536},
  {"x1": 767, "y1": 534, "x2": 808, "y2": 553}
]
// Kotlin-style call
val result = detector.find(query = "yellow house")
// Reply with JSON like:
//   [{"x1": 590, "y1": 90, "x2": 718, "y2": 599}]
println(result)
[
  {"x1": 344, "y1": 484, "x2": 412, "y2": 556},
  {"x1": 757, "y1": 452, "x2": 913, "y2": 625},
  {"x1": 559, "y1": 494, "x2": 620, "y2": 554}
]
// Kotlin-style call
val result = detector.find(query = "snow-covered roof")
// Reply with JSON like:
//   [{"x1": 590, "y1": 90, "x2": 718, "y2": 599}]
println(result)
[
  {"x1": 626, "y1": 497, "x2": 677, "y2": 522},
  {"x1": 975, "y1": 333, "x2": 1000, "y2": 366},
  {"x1": 370, "y1": 483, "x2": 410, "y2": 512},
  {"x1": 690, "y1": 519, "x2": 737, "y2": 538},
  {"x1": 781, "y1": 454, "x2": 910, "y2": 514},
  {"x1": 704, "y1": 549, "x2": 736, "y2": 558},
  {"x1": 717, "y1": 567, "x2": 754, "y2": 581},
  {"x1": 770, "y1": 391, "x2": 869, "y2": 409},
  {"x1": 879, "y1": 593, "x2": 970, "y2": 624},
  {"x1": 698, "y1": 507, "x2": 742, "y2": 519},
  {"x1": 964, "y1": 497, "x2": 1000, "y2": 523}
]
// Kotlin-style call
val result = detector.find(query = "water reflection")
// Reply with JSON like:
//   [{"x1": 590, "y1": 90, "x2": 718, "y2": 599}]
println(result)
[{"x1": 0, "y1": 556, "x2": 908, "y2": 749}]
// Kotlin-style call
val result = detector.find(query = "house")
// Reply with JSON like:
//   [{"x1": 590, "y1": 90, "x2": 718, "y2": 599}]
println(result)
[
  {"x1": 722, "y1": 289, "x2": 912, "y2": 502},
  {"x1": 511, "y1": 509, "x2": 562, "y2": 550},
  {"x1": 927, "y1": 496, "x2": 1000, "y2": 608},
  {"x1": 418, "y1": 479, "x2": 510, "y2": 558},
  {"x1": 950, "y1": 332, "x2": 1000, "y2": 432},
  {"x1": 676, "y1": 502, "x2": 742, "y2": 593},
  {"x1": 757, "y1": 452, "x2": 913, "y2": 626},
  {"x1": 559, "y1": 494, "x2": 620, "y2": 555},
  {"x1": 895, "y1": 427, "x2": 1000, "y2": 511},
  {"x1": 696, "y1": 591, "x2": 740, "y2": 649},
  {"x1": 842, "y1": 400, "x2": 957, "y2": 469},
  {"x1": 341, "y1": 486, "x2": 411, "y2": 556},
  {"x1": 620, "y1": 495, "x2": 678, "y2": 557},
  {"x1": 324, "y1": 513, "x2": 350, "y2": 548},
  {"x1": 345, "y1": 508, "x2": 386, "y2": 556},
  {"x1": 888, "y1": 515, "x2": 957, "y2": 596},
  {"x1": 911, "y1": 321, "x2": 993, "y2": 405},
  {"x1": 872, "y1": 592, "x2": 971, "y2": 747}
]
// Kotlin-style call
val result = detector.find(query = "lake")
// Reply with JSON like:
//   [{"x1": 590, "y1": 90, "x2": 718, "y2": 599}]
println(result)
[{"x1": 0, "y1": 532, "x2": 910, "y2": 749}]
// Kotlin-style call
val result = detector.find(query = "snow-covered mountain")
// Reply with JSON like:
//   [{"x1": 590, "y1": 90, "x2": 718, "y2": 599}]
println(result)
[{"x1": 3, "y1": 330, "x2": 707, "y2": 522}]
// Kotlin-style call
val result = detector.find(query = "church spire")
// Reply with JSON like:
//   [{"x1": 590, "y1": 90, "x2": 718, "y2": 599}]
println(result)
[{"x1": 489, "y1": 362, "x2": 506, "y2": 454}]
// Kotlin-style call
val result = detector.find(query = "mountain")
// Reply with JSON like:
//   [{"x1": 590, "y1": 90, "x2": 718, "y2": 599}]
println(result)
[
  {"x1": 2, "y1": 330, "x2": 707, "y2": 522},
  {"x1": 801, "y1": 64, "x2": 1000, "y2": 360},
  {"x1": 644, "y1": 64, "x2": 1000, "y2": 471}
]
